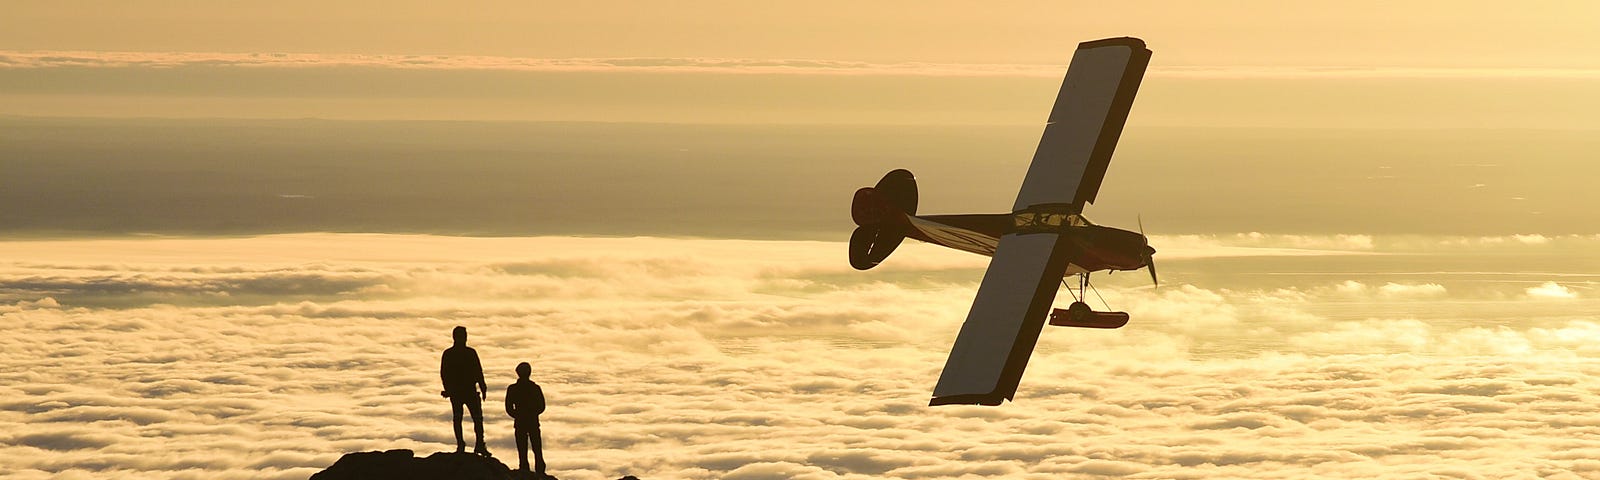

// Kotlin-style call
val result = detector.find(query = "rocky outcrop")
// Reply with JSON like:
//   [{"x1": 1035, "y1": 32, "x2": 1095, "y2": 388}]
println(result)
[{"x1": 310, "y1": 449, "x2": 596, "y2": 480}]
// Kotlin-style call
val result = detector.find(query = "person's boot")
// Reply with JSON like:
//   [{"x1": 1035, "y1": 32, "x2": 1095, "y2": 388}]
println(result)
[
  {"x1": 455, "y1": 441, "x2": 466, "y2": 454},
  {"x1": 474, "y1": 441, "x2": 491, "y2": 457}
]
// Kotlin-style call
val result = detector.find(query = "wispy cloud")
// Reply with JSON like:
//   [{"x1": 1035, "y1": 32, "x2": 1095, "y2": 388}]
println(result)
[
  {"x1": 6, "y1": 50, "x2": 1600, "y2": 79},
  {"x1": 0, "y1": 51, "x2": 1063, "y2": 77}
]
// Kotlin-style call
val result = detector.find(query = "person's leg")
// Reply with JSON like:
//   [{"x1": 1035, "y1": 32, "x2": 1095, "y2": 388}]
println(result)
[
  {"x1": 467, "y1": 396, "x2": 486, "y2": 453},
  {"x1": 514, "y1": 425, "x2": 530, "y2": 471},
  {"x1": 450, "y1": 397, "x2": 466, "y2": 453},
  {"x1": 532, "y1": 425, "x2": 545, "y2": 474}
]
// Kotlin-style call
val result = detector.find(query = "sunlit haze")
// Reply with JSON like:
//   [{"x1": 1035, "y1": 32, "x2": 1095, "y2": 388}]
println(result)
[{"x1": 3, "y1": 2, "x2": 1599, "y2": 479}]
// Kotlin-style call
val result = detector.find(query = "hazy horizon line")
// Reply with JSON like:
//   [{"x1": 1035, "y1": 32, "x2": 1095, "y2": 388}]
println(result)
[
  {"x1": 7, "y1": 50, "x2": 1600, "y2": 79},
  {"x1": 10, "y1": 114, "x2": 1600, "y2": 132}
]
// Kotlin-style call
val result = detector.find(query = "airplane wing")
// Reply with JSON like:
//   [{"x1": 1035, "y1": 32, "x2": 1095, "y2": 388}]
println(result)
[
  {"x1": 931, "y1": 38, "x2": 1151, "y2": 406},
  {"x1": 1014, "y1": 37, "x2": 1151, "y2": 212}
]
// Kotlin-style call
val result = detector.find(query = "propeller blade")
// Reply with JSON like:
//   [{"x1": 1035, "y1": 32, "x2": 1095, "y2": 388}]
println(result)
[
  {"x1": 1146, "y1": 254, "x2": 1158, "y2": 288},
  {"x1": 1138, "y1": 214, "x2": 1157, "y2": 288}
]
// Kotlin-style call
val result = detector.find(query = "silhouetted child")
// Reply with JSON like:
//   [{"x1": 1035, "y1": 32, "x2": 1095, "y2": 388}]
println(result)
[
  {"x1": 440, "y1": 326, "x2": 490, "y2": 456},
  {"x1": 504, "y1": 361, "x2": 546, "y2": 474}
]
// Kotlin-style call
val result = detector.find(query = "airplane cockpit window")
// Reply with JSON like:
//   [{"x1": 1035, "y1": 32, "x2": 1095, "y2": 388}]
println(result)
[{"x1": 1013, "y1": 210, "x2": 1087, "y2": 232}]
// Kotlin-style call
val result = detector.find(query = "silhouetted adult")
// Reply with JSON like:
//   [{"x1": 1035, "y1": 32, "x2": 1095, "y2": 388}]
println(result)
[
  {"x1": 440, "y1": 326, "x2": 489, "y2": 455},
  {"x1": 504, "y1": 361, "x2": 546, "y2": 474}
]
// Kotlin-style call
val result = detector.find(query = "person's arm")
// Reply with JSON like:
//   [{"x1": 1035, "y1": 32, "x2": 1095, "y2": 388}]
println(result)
[
  {"x1": 505, "y1": 385, "x2": 517, "y2": 418},
  {"x1": 533, "y1": 384, "x2": 545, "y2": 415},
  {"x1": 439, "y1": 352, "x2": 450, "y2": 397},
  {"x1": 472, "y1": 350, "x2": 487, "y2": 400}
]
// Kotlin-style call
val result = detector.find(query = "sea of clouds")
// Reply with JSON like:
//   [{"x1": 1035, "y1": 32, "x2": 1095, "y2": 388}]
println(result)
[{"x1": 3, "y1": 234, "x2": 1598, "y2": 479}]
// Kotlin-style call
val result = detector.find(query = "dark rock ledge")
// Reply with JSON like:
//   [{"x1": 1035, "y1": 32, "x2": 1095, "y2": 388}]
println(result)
[{"x1": 311, "y1": 449, "x2": 640, "y2": 480}]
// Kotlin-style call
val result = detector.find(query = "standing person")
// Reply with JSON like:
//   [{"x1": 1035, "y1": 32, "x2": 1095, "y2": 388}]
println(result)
[
  {"x1": 440, "y1": 326, "x2": 490, "y2": 456},
  {"x1": 504, "y1": 362, "x2": 546, "y2": 474}
]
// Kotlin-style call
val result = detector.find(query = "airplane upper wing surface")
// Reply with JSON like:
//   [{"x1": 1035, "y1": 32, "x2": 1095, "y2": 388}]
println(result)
[
  {"x1": 1012, "y1": 38, "x2": 1151, "y2": 212},
  {"x1": 930, "y1": 38, "x2": 1151, "y2": 406}
]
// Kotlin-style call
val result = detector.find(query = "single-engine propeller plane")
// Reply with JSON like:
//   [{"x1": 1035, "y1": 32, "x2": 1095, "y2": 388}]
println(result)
[{"x1": 848, "y1": 37, "x2": 1155, "y2": 406}]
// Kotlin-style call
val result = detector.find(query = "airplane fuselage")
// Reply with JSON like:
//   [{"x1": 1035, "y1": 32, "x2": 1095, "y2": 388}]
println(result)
[{"x1": 902, "y1": 213, "x2": 1153, "y2": 276}]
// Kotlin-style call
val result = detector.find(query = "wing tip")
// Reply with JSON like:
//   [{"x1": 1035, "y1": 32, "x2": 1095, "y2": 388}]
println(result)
[
  {"x1": 929, "y1": 392, "x2": 1010, "y2": 407},
  {"x1": 1078, "y1": 37, "x2": 1146, "y2": 50}
]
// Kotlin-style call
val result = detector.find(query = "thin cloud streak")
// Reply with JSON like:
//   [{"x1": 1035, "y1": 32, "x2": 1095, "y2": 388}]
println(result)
[{"x1": 5, "y1": 50, "x2": 1600, "y2": 79}]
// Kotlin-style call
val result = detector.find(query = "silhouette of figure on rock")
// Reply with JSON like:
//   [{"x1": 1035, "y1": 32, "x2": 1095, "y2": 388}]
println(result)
[
  {"x1": 441, "y1": 326, "x2": 490, "y2": 456},
  {"x1": 505, "y1": 361, "x2": 547, "y2": 475}
]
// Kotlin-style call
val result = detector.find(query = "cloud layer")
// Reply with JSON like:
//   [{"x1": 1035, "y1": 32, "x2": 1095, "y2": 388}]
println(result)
[{"x1": 2, "y1": 234, "x2": 1599, "y2": 479}]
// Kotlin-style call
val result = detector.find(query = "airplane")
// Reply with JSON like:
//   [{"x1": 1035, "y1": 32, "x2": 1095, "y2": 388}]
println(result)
[{"x1": 847, "y1": 37, "x2": 1155, "y2": 406}]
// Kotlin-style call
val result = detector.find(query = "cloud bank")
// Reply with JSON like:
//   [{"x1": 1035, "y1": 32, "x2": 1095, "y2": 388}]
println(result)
[{"x1": 2, "y1": 234, "x2": 1599, "y2": 479}]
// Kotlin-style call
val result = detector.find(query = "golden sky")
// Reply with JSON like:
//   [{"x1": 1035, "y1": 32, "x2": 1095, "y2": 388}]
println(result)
[
  {"x1": 5, "y1": 2, "x2": 1600, "y2": 125},
  {"x1": 6, "y1": 1, "x2": 1600, "y2": 66}
]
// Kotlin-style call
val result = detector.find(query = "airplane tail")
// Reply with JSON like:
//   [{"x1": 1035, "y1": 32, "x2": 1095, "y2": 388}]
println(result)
[{"x1": 849, "y1": 169, "x2": 918, "y2": 270}]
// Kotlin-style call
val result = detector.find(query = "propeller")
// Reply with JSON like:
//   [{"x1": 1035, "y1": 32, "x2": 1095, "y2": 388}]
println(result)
[{"x1": 1138, "y1": 215, "x2": 1158, "y2": 288}]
